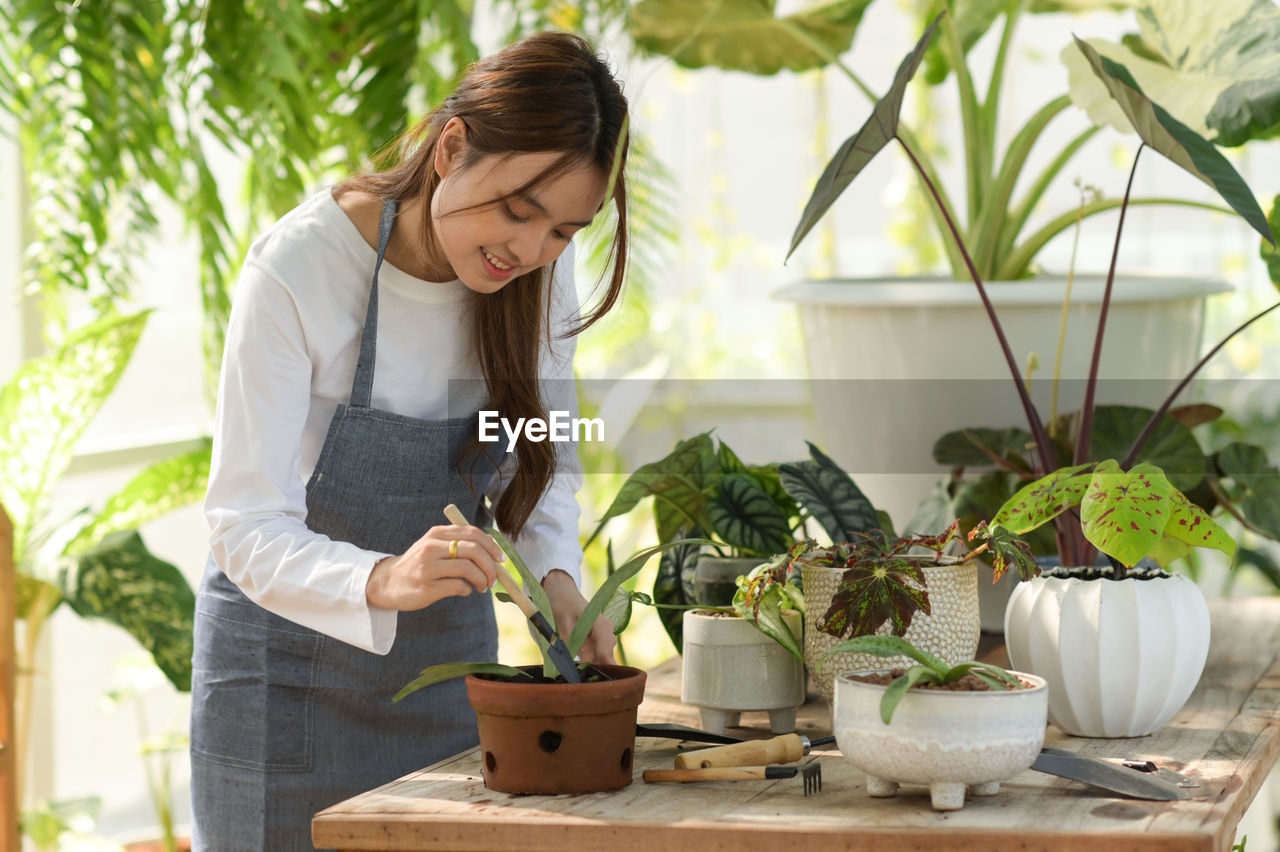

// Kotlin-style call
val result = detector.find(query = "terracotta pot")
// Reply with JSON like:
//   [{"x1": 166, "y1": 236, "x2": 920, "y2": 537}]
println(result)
[
  {"x1": 803, "y1": 558, "x2": 980, "y2": 708},
  {"x1": 465, "y1": 663, "x2": 646, "y2": 794}
]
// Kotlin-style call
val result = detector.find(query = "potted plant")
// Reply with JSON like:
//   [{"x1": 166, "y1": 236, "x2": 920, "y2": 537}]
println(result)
[
  {"x1": 627, "y1": 0, "x2": 1280, "y2": 524},
  {"x1": 393, "y1": 526, "x2": 704, "y2": 794},
  {"x1": 793, "y1": 518, "x2": 1036, "y2": 707},
  {"x1": 678, "y1": 547, "x2": 808, "y2": 735},
  {"x1": 783, "y1": 16, "x2": 1279, "y2": 736},
  {"x1": 827, "y1": 635, "x2": 1048, "y2": 811}
]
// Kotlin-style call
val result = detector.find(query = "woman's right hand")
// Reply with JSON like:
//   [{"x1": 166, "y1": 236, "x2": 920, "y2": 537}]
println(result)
[{"x1": 365, "y1": 524, "x2": 503, "y2": 611}]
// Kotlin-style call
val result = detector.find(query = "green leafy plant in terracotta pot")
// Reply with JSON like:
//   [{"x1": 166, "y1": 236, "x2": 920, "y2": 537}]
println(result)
[
  {"x1": 393, "y1": 526, "x2": 706, "y2": 794},
  {"x1": 826, "y1": 635, "x2": 1048, "y2": 811},
  {"x1": 785, "y1": 13, "x2": 1279, "y2": 735}
]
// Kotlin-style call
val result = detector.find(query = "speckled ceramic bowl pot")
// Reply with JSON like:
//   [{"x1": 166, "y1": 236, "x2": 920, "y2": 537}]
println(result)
[
  {"x1": 803, "y1": 558, "x2": 980, "y2": 708},
  {"x1": 833, "y1": 669, "x2": 1048, "y2": 810}
]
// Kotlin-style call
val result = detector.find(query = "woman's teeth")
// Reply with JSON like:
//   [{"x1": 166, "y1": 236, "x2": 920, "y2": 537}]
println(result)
[{"x1": 483, "y1": 248, "x2": 512, "y2": 270}]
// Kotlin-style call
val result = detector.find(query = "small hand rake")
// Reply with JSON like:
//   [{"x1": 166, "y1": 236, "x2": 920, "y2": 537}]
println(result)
[{"x1": 642, "y1": 763, "x2": 823, "y2": 796}]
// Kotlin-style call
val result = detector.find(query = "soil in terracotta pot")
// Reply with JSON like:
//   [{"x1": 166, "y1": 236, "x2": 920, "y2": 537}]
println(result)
[
  {"x1": 849, "y1": 670, "x2": 1035, "y2": 691},
  {"x1": 474, "y1": 669, "x2": 614, "y2": 685}
]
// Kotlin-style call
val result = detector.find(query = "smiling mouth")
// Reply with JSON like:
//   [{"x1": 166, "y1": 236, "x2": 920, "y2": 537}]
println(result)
[{"x1": 482, "y1": 248, "x2": 513, "y2": 271}]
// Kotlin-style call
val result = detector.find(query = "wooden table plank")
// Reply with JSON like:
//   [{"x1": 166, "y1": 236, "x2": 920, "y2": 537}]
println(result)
[{"x1": 314, "y1": 597, "x2": 1280, "y2": 852}]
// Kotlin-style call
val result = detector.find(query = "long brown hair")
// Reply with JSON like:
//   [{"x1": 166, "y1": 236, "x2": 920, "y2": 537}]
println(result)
[{"x1": 338, "y1": 32, "x2": 630, "y2": 538}]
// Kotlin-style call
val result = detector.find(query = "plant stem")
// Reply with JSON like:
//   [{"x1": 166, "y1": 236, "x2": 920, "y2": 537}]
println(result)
[
  {"x1": 1074, "y1": 144, "x2": 1145, "y2": 467},
  {"x1": 896, "y1": 138, "x2": 1057, "y2": 478},
  {"x1": 1051, "y1": 189, "x2": 1089, "y2": 434},
  {"x1": 1121, "y1": 299, "x2": 1280, "y2": 468}
]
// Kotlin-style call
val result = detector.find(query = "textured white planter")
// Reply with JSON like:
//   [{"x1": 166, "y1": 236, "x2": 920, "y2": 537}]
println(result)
[
  {"x1": 833, "y1": 669, "x2": 1048, "y2": 811},
  {"x1": 774, "y1": 275, "x2": 1230, "y2": 526},
  {"x1": 1003, "y1": 569, "x2": 1211, "y2": 737},
  {"x1": 680, "y1": 609, "x2": 805, "y2": 735},
  {"x1": 803, "y1": 559, "x2": 980, "y2": 709}
]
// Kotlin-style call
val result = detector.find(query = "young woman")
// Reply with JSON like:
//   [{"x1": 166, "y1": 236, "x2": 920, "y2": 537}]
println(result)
[{"x1": 191, "y1": 32, "x2": 629, "y2": 850}]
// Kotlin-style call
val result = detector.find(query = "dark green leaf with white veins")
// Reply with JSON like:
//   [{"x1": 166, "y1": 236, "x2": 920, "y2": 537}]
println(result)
[
  {"x1": 1080, "y1": 460, "x2": 1172, "y2": 567},
  {"x1": 787, "y1": 13, "x2": 944, "y2": 260},
  {"x1": 708, "y1": 472, "x2": 793, "y2": 556},
  {"x1": 818, "y1": 559, "x2": 931, "y2": 639},
  {"x1": 627, "y1": 0, "x2": 874, "y2": 75},
  {"x1": 779, "y1": 442, "x2": 878, "y2": 542},
  {"x1": 992, "y1": 463, "x2": 1095, "y2": 533},
  {"x1": 1072, "y1": 37, "x2": 1273, "y2": 243}
]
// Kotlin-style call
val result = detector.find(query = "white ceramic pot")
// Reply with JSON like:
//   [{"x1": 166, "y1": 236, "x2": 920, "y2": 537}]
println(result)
[
  {"x1": 680, "y1": 609, "x2": 805, "y2": 735},
  {"x1": 833, "y1": 669, "x2": 1048, "y2": 811},
  {"x1": 775, "y1": 275, "x2": 1230, "y2": 526},
  {"x1": 1003, "y1": 568, "x2": 1210, "y2": 737},
  {"x1": 803, "y1": 558, "x2": 979, "y2": 709}
]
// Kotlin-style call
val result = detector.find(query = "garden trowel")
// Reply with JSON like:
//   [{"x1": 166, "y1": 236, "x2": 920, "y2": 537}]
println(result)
[{"x1": 442, "y1": 503, "x2": 581, "y2": 683}]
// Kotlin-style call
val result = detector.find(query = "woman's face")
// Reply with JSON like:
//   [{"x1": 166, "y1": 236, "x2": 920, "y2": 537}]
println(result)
[{"x1": 430, "y1": 119, "x2": 608, "y2": 294}]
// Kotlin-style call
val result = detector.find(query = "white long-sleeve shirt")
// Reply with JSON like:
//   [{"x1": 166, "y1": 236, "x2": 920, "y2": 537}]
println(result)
[{"x1": 204, "y1": 188, "x2": 584, "y2": 654}]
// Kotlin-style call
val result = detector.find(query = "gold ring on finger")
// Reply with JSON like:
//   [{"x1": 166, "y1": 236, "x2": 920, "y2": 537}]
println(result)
[{"x1": 449, "y1": 539, "x2": 459, "y2": 559}]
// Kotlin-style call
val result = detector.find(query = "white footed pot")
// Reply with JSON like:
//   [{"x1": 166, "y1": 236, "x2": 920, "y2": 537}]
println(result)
[
  {"x1": 1004, "y1": 569, "x2": 1210, "y2": 738},
  {"x1": 804, "y1": 559, "x2": 980, "y2": 708},
  {"x1": 681, "y1": 609, "x2": 805, "y2": 735},
  {"x1": 833, "y1": 669, "x2": 1048, "y2": 811}
]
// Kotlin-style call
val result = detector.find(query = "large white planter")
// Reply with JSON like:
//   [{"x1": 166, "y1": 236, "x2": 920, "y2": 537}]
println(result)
[
  {"x1": 803, "y1": 558, "x2": 980, "y2": 709},
  {"x1": 680, "y1": 609, "x2": 805, "y2": 735},
  {"x1": 775, "y1": 275, "x2": 1230, "y2": 526},
  {"x1": 1003, "y1": 569, "x2": 1211, "y2": 737},
  {"x1": 833, "y1": 669, "x2": 1048, "y2": 811}
]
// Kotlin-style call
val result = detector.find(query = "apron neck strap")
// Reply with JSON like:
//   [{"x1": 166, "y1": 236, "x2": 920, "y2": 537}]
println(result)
[{"x1": 350, "y1": 197, "x2": 399, "y2": 408}]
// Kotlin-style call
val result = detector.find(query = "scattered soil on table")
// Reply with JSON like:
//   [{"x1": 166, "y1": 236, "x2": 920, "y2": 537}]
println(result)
[{"x1": 849, "y1": 669, "x2": 1034, "y2": 691}]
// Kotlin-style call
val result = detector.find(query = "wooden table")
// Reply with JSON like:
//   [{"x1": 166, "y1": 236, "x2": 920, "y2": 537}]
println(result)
[{"x1": 314, "y1": 597, "x2": 1280, "y2": 852}]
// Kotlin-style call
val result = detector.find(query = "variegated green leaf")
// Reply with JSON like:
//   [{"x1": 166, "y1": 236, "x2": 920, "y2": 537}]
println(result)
[
  {"x1": 1070, "y1": 36, "x2": 1272, "y2": 242},
  {"x1": 821, "y1": 633, "x2": 947, "y2": 674},
  {"x1": 1065, "y1": 0, "x2": 1280, "y2": 147},
  {"x1": 587, "y1": 431, "x2": 716, "y2": 547},
  {"x1": 652, "y1": 531, "x2": 703, "y2": 652},
  {"x1": 1080, "y1": 460, "x2": 1172, "y2": 567},
  {"x1": 818, "y1": 559, "x2": 931, "y2": 639},
  {"x1": 991, "y1": 462, "x2": 1095, "y2": 533},
  {"x1": 62, "y1": 530, "x2": 195, "y2": 691},
  {"x1": 707, "y1": 472, "x2": 793, "y2": 556},
  {"x1": 627, "y1": 0, "x2": 874, "y2": 75},
  {"x1": 1161, "y1": 488, "x2": 1236, "y2": 562},
  {"x1": 787, "y1": 13, "x2": 943, "y2": 259},
  {"x1": 879, "y1": 665, "x2": 936, "y2": 724},
  {"x1": 779, "y1": 442, "x2": 878, "y2": 543}
]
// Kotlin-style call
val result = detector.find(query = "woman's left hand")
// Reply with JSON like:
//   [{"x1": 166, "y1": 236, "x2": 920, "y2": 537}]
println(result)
[{"x1": 541, "y1": 569, "x2": 617, "y2": 667}]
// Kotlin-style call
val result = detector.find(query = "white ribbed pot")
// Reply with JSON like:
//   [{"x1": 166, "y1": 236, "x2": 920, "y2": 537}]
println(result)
[
  {"x1": 680, "y1": 609, "x2": 805, "y2": 735},
  {"x1": 804, "y1": 559, "x2": 980, "y2": 709},
  {"x1": 833, "y1": 669, "x2": 1048, "y2": 811},
  {"x1": 774, "y1": 276, "x2": 1230, "y2": 526},
  {"x1": 1003, "y1": 568, "x2": 1210, "y2": 737}
]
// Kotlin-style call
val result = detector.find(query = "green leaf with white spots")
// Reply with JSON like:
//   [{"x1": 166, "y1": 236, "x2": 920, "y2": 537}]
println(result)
[
  {"x1": 1065, "y1": 0, "x2": 1280, "y2": 147},
  {"x1": 991, "y1": 462, "x2": 1095, "y2": 533},
  {"x1": 1080, "y1": 461, "x2": 1172, "y2": 567},
  {"x1": 1069, "y1": 36, "x2": 1272, "y2": 242},
  {"x1": 787, "y1": 13, "x2": 944, "y2": 260},
  {"x1": 627, "y1": 0, "x2": 875, "y2": 75}
]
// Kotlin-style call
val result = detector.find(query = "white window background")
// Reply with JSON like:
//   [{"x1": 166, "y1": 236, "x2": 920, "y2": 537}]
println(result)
[{"x1": 4, "y1": 2, "x2": 1279, "y2": 844}]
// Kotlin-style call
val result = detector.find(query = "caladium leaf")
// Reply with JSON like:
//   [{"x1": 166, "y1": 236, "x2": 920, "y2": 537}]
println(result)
[
  {"x1": 707, "y1": 472, "x2": 793, "y2": 556},
  {"x1": 627, "y1": 0, "x2": 874, "y2": 75},
  {"x1": 1080, "y1": 460, "x2": 1172, "y2": 567},
  {"x1": 817, "y1": 557, "x2": 930, "y2": 639},
  {"x1": 992, "y1": 462, "x2": 1095, "y2": 533},
  {"x1": 1071, "y1": 36, "x2": 1273, "y2": 243},
  {"x1": 1160, "y1": 488, "x2": 1235, "y2": 563},
  {"x1": 1065, "y1": 0, "x2": 1280, "y2": 147},
  {"x1": 779, "y1": 441, "x2": 878, "y2": 542},
  {"x1": 787, "y1": 13, "x2": 944, "y2": 260}
]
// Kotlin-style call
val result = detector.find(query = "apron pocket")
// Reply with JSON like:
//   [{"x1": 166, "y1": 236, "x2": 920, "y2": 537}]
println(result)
[{"x1": 192, "y1": 603, "x2": 322, "y2": 773}]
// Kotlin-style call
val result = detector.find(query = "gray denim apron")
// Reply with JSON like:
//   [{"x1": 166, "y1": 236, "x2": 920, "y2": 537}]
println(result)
[{"x1": 191, "y1": 199, "x2": 500, "y2": 851}]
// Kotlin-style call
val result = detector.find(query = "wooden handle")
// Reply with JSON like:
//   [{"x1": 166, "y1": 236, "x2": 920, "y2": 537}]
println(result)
[
  {"x1": 643, "y1": 767, "x2": 770, "y2": 783},
  {"x1": 674, "y1": 734, "x2": 805, "y2": 769},
  {"x1": 442, "y1": 503, "x2": 536, "y2": 619}
]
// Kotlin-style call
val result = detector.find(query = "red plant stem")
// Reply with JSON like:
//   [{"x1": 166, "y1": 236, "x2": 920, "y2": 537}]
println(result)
[
  {"x1": 897, "y1": 139, "x2": 1058, "y2": 478},
  {"x1": 1121, "y1": 299, "x2": 1280, "y2": 469},
  {"x1": 1074, "y1": 144, "x2": 1144, "y2": 467}
]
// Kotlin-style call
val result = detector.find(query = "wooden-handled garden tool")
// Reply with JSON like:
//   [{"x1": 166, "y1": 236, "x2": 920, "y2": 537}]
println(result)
[
  {"x1": 673, "y1": 732, "x2": 836, "y2": 769},
  {"x1": 643, "y1": 764, "x2": 822, "y2": 795},
  {"x1": 442, "y1": 503, "x2": 582, "y2": 684}
]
